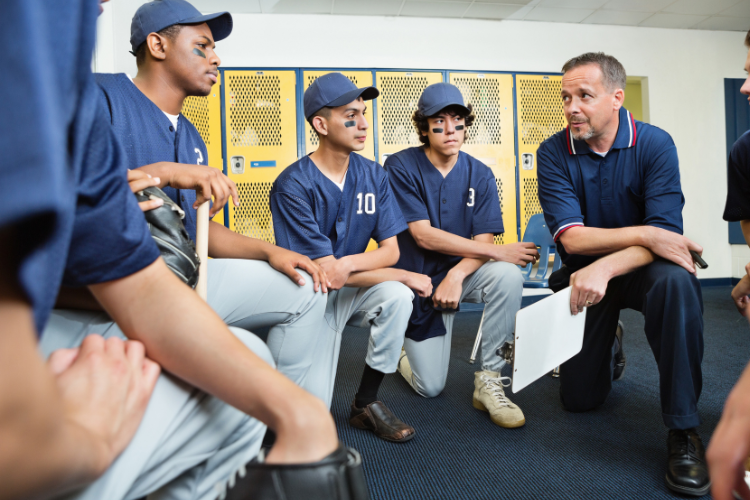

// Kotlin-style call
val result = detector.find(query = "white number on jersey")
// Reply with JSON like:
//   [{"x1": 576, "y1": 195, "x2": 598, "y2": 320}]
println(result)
[
  {"x1": 357, "y1": 193, "x2": 376, "y2": 214},
  {"x1": 467, "y1": 188, "x2": 475, "y2": 207},
  {"x1": 195, "y1": 148, "x2": 204, "y2": 165}
]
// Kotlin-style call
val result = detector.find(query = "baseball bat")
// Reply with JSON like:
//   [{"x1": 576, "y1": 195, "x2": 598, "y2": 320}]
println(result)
[{"x1": 195, "y1": 201, "x2": 209, "y2": 301}]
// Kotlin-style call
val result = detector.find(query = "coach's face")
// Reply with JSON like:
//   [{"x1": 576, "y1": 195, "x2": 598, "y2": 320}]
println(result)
[
  {"x1": 742, "y1": 48, "x2": 750, "y2": 102},
  {"x1": 424, "y1": 111, "x2": 465, "y2": 157},
  {"x1": 167, "y1": 23, "x2": 221, "y2": 97},
  {"x1": 326, "y1": 98, "x2": 369, "y2": 152},
  {"x1": 561, "y1": 63, "x2": 623, "y2": 142}
]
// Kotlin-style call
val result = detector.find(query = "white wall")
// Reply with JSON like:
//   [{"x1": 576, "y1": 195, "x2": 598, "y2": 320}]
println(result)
[{"x1": 98, "y1": 3, "x2": 749, "y2": 279}]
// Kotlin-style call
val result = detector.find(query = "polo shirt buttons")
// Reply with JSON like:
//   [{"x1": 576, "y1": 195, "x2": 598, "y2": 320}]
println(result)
[
  {"x1": 338, "y1": 217, "x2": 343, "y2": 222},
  {"x1": 169, "y1": 126, "x2": 174, "y2": 132},
  {"x1": 603, "y1": 179, "x2": 608, "y2": 185},
  {"x1": 442, "y1": 199, "x2": 447, "y2": 204}
]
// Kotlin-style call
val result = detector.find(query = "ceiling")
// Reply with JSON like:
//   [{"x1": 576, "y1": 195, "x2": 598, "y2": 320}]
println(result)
[{"x1": 190, "y1": 0, "x2": 750, "y2": 31}]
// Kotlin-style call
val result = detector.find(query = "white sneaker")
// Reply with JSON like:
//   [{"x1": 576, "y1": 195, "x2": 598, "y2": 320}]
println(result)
[{"x1": 472, "y1": 370, "x2": 526, "y2": 428}]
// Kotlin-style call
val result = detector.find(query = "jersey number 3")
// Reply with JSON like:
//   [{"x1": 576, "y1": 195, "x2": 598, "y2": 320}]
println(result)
[
  {"x1": 467, "y1": 188, "x2": 475, "y2": 207},
  {"x1": 356, "y1": 193, "x2": 376, "y2": 214}
]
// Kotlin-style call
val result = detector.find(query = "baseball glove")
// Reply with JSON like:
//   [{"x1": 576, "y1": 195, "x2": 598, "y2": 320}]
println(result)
[
  {"x1": 217, "y1": 445, "x2": 370, "y2": 500},
  {"x1": 135, "y1": 186, "x2": 200, "y2": 288}
]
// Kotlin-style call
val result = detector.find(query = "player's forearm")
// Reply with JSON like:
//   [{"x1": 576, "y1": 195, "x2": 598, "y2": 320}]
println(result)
[
  {"x1": 589, "y1": 246, "x2": 655, "y2": 281},
  {"x1": 89, "y1": 259, "x2": 309, "y2": 434},
  {"x1": 341, "y1": 244, "x2": 399, "y2": 274},
  {"x1": 207, "y1": 221, "x2": 274, "y2": 260},
  {"x1": 559, "y1": 226, "x2": 651, "y2": 256},
  {"x1": 410, "y1": 224, "x2": 494, "y2": 259},
  {"x1": 446, "y1": 257, "x2": 488, "y2": 282},
  {"x1": 136, "y1": 162, "x2": 174, "y2": 189},
  {"x1": 345, "y1": 267, "x2": 413, "y2": 288}
]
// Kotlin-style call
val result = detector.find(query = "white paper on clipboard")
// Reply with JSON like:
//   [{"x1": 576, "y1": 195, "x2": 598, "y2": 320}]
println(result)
[{"x1": 511, "y1": 287, "x2": 587, "y2": 393}]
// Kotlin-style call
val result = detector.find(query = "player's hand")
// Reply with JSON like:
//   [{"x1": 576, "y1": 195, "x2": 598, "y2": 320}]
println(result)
[
  {"x1": 268, "y1": 247, "x2": 329, "y2": 293},
  {"x1": 707, "y1": 360, "x2": 750, "y2": 500},
  {"x1": 487, "y1": 242, "x2": 539, "y2": 266},
  {"x1": 265, "y1": 390, "x2": 338, "y2": 464},
  {"x1": 432, "y1": 272, "x2": 463, "y2": 309},
  {"x1": 645, "y1": 226, "x2": 702, "y2": 275},
  {"x1": 318, "y1": 258, "x2": 353, "y2": 290},
  {"x1": 48, "y1": 335, "x2": 160, "y2": 474},
  {"x1": 404, "y1": 272, "x2": 433, "y2": 298},
  {"x1": 140, "y1": 162, "x2": 239, "y2": 217},
  {"x1": 569, "y1": 261, "x2": 610, "y2": 315},
  {"x1": 732, "y1": 274, "x2": 750, "y2": 317},
  {"x1": 127, "y1": 169, "x2": 163, "y2": 212}
]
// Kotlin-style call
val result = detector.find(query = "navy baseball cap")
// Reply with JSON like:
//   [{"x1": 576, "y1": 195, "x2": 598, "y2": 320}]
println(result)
[
  {"x1": 418, "y1": 82, "x2": 470, "y2": 117},
  {"x1": 130, "y1": 0, "x2": 233, "y2": 54},
  {"x1": 304, "y1": 73, "x2": 379, "y2": 120}
]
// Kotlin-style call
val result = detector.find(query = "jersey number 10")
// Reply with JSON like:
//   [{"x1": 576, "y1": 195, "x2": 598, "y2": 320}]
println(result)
[{"x1": 356, "y1": 193, "x2": 376, "y2": 214}]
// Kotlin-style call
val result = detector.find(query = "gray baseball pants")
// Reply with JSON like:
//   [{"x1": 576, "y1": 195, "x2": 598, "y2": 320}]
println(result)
[{"x1": 402, "y1": 261, "x2": 524, "y2": 398}]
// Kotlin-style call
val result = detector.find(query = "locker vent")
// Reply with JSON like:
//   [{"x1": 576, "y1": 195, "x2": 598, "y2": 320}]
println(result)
[
  {"x1": 228, "y1": 75, "x2": 282, "y2": 147},
  {"x1": 378, "y1": 75, "x2": 430, "y2": 146},
  {"x1": 234, "y1": 182, "x2": 275, "y2": 243},
  {"x1": 453, "y1": 77, "x2": 502, "y2": 146},
  {"x1": 494, "y1": 178, "x2": 505, "y2": 245},
  {"x1": 517, "y1": 78, "x2": 565, "y2": 146},
  {"x1": 522, "y1": 178, "x2": 542, "y2": 227},
  {"x1": 307, "y1": 74, "x2": 360, "y2": 148},
  {"x1": 182, "y1": 96, "x2": 211, "y2": 146}
]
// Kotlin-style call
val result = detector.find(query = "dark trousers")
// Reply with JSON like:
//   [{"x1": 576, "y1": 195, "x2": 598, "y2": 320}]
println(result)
[{"x1": 549, "y1": 259, "x2": 704, "y2": 429}]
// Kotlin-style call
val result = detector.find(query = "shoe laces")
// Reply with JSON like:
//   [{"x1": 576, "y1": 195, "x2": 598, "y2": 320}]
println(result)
[{"x1": 481, "y1": 374, "x2": 513, "y2": 406}]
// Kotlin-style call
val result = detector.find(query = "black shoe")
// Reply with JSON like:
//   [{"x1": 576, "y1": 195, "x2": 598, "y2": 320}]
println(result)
[
  {"x1": 613, "y1": 321, "x2": 626, "y2": 381},
  {"x1": 665, "y1": 428, "x2": 710, "y2": 496}
]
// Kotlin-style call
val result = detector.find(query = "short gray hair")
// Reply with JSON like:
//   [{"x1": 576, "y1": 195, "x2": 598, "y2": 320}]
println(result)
[{"x1": 561, "y1": 52, "x2": 627, "y2": 93}]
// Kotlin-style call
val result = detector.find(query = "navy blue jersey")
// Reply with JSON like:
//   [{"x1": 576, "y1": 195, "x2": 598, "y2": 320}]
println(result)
[
  {"x1": 723, "y1": 129, "x2": 750, "y2": 222},
  {"x1": 271, "y1": 154, "x2": 407, "y2": 259},
  {"x1": 96, "y1": 73, "x2": 208, "y2": 242},
  {"x1": 385, "y1": 147, "x2": 504, "y2": 341},
  {"x1": 1, "y1": 0, "x2": 159, "y2": 333},
  {"x1": 537, "y1": 106, "x2": 684, "y2": 272}
]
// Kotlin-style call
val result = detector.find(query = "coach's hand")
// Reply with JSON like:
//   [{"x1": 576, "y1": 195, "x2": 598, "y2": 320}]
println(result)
[
  {"x1": 732, "y1": 274, "x2": 750, "y2": 317},
  {"x1": 127, "y1": 169, "x2": 163, "y2": 212},
  {"x1": 48, "y1": 335, "x2": 160, "y2": 475},
  {"x1": 644, "y1": 226, "x2": 701, "y2": 275},
  {"x1": 138, "y1": 162, "x2": 239, "y2": 217},
  {"x1": 487, "y1": 242, "x2": 539, "y2": 266},
  {"x1": 433, "y1": 272, "x2": 463, "y2": 309},
  {"x1": 268, "y1": 247, "x2": 330, "y2": 293},
  {"x1": 568, "y1": 261, "x2": 610, "y2": 315},
  {"x1": 404, "y1": 272, "x2": 433, "y2": 298},
  {"x1": 318, "y1": 257, "x2": 353, "y2": 290}
]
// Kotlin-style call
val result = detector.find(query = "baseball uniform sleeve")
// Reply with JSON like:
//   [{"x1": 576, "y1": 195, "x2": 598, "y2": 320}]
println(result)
[
  {"x1": 724, "y1": 131, "x2": 750, "y2": 222},
  {"x1": 371, "y1": 168, "x2": 409, "y2": 243},
  {"x1": 471, "y1": 167, "x2": 505, "y2": 236},
  {"x1": 271, "y1": 187, "x2": 335, "y2": 260},
  {"x1": 383, "y1": 155, "x2": 430, "y2": 223}
]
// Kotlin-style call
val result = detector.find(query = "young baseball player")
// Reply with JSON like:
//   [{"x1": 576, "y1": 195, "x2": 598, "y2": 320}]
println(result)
[
  {"x1": 384, "y1": 82, "x2": 538, "y2": 428},
  {"x1": 270, "y1": 73, "x2": 433, "y2": 443},
  {"x1": 0, "y1": 0, "x2": 338, "y2": 499},
  {"x1": 83, "y1": 0, "x2": 329, "y2": 397}
]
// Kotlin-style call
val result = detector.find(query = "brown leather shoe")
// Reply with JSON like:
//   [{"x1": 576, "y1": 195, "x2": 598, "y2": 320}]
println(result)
[{"x1": 349, "y1": 400, "x2": 416, "y2": 443}]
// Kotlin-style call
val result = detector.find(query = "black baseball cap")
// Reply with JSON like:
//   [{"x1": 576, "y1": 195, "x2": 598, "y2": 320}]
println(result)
[
  {"x1": 304, "y1": 73, "x2": 379, "y2": 120},
  {"x1": 130, "y1": 0, "x2": 233, "y2": 54}
]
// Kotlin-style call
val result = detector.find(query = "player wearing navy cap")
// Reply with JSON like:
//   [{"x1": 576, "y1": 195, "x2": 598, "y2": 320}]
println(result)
[
  {"x1": 0, "y1": 1, "x2": 337, "y2": 498},
  {"x1": 271, "y1": 73, "x2": 432, "y2": 443},
  {"x1": 63, "y1": 0, "x2": 331, "y2": 398},
  {"x1": 383, "y1": 83, "x2": 537, "y2": 428},
  {"x1": 537, "y1": 52, "x2": 707, "y2": 495}
]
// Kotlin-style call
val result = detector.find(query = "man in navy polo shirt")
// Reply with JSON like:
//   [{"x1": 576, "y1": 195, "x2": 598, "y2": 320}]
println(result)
[
  {"x1": 384, "y1": 83, "x2": 537, "y2": 428},
  {"x1": 88, "y1": 0, "x2": 330, "y2": 397},
  {"x1": 271, "y1": 73, "x2": 433, "y2": 443},
  {"x1": 0, "y1": 1, "x2": 338, "y2": 498},
  {"x1": 537, "y1": 52, "x2": 707, "y2": 496}
]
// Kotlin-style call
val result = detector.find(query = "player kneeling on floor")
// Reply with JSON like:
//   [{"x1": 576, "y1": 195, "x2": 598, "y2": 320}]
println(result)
[
  {"x1": 271, "y1": 73, "x2": 433, "y2": 443},
  {"x1": 384, "y1": 82, "x2": 538, "y2": 428}
]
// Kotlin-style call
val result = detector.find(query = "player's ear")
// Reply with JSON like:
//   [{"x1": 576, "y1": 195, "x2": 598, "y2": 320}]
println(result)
[
  {"x1": 312, "y1": 116, "x2": 328, "y2": 137},
  {"x1": 145, "y1": 33, "x2": 168, "y2": 62}
]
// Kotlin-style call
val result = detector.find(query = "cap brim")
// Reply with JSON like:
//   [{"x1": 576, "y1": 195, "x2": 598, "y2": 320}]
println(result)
[
  {"x1": 327, "y1": 86, "x2": 380, "y2": 108},
  {"x1": 423, "y1": 101, "x2": 470, "y2": 117},
  {"x1": 182, "y1": 11, "x2": 233, "y2": 42}
]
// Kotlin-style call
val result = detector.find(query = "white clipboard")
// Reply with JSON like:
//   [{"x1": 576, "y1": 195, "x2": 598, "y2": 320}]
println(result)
[{"x1": 511, "y1": 287, "x2": 587, "y2": 393}]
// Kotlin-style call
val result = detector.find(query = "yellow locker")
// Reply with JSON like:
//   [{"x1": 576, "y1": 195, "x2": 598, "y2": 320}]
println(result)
[
  {"x1": 449, "y1": 73, "x2": 518, "y2": 244},
  {"x1": 515, "y1": 75, "x2": 566, "y2": 237},
  {"x1": 222, "y1": 70, "x2": 298, "y2": 243},
  {"x1": 182, "y1": 74, "x2": 224, "y2": 224},
  {"x1": 375, "y1": 71, "x2": 444, "y2": 164},
  {"x1": 303, "y1": 71, "x2": 376, "y2": 161}
]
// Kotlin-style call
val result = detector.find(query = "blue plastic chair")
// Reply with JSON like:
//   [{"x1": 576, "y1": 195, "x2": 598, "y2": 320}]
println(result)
[{"x1": 519, "y1": 213, "x2": 561, "y2": 288}]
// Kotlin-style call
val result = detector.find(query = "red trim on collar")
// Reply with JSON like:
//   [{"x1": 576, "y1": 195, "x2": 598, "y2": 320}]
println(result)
[
  {"x1": 565, "y1": 127, "x2": 573, "y2": 155},
  {"x1": 631, "y1": 113, "x2": 637, "y2": 147}
]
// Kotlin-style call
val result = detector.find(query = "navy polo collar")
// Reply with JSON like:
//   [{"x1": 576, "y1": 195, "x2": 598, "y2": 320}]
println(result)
[{"x1": 565, "y1": 106, "x2": 637, "y2": 155}]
